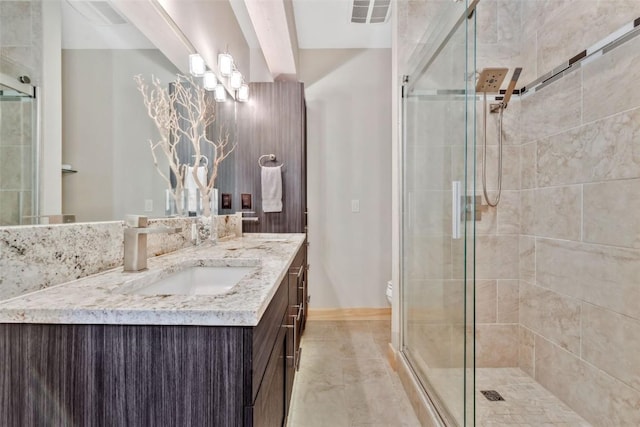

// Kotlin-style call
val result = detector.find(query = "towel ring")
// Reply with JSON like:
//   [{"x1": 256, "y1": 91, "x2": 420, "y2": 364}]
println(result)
[{"x1": 258, "y1": 154, "x2": 283, "y2": 168}]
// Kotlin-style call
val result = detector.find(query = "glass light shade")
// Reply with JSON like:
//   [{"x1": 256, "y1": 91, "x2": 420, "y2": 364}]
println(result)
[
  {"x1": 203, "y1": 71, "x2": 217, "y2": 91},
  {"x1": 189, "y1": 53, "x2": 206, "y2": 77},
  {"x1": 218, "y1": 53, "x2": 233, "y2": 77},
  {"x1": 230, "y1": 70, "x2": 243, "y2": 90},
  {"x1": 237, "y1": 84, "x2": 249, "y2": 102},
  {"x1": 214, "y1": 84, "x2": 227, "y2": 102}
]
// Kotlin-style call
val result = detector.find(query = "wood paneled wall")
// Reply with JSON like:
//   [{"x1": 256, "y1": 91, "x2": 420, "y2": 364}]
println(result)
[{"x1": 236, "y1": 82, "x2": 306, "y2": 233}]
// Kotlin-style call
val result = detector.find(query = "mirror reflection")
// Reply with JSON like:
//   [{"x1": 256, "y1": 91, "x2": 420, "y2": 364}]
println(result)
[
  {"x1": 0, "y1": 0, "x2": 238, "y2": 226},
  {"x1": 0, "y1": 79, "x2": 37, "y2": 225}
]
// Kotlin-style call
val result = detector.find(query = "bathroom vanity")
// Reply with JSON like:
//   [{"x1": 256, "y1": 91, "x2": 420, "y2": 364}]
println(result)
[{"x1": 0, "y1": 233, "x2": 307, "y2": 426}]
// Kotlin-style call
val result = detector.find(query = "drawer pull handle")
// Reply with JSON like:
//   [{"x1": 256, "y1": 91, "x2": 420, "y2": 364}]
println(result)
[
  {"x1": 283, "y1": 302, "x2": 303, "y2": 370},
  {"x1": 289, "y1": 265, "x2": 303, "y2": 279}
]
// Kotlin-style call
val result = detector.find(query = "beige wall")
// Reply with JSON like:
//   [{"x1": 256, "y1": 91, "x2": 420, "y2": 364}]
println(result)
[{"x1": 301, "y1": 48, "x2": 392, "y2": 308}]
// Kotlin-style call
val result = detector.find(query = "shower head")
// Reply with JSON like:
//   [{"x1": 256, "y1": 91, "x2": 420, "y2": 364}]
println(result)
[
  {"x1": 475, "y1": 68, "x2": 508, "y2": 93},
  {"x1": 502, "y1": 67, "x2": 522, "y2": 108}
]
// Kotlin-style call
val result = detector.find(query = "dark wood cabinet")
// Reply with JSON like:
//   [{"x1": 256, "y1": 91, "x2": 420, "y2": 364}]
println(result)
[
  {"x1": 0, "y1": 242, "x2": 308, "y2": 426},
  {"x1": 251, "y1": 325, "x2": 286, "y2": 427},
  {"x1": 237, "y1": 82, "x2": 307, "y2": 234},
  {"x1": 284, "y1": 240, "x2": 308, "y2": 421}
]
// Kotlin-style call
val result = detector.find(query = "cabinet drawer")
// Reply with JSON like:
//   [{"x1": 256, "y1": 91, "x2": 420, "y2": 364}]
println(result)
[
  {"x1": 252, "y1": 277, "x2": 288, "y2": 400},
  {"x1": 247, "y1": 324, "x2": 286, "y2": 427}
]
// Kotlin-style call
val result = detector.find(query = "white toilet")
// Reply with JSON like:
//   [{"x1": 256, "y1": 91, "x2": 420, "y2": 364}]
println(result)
[{"x1": 386, "y1": 280, "x2": 393, "y2": 305}]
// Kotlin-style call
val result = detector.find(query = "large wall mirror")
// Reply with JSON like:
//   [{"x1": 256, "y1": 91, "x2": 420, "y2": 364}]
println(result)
[{"x1": 0, "y1": 0, "x2": 238, "y2": 226}]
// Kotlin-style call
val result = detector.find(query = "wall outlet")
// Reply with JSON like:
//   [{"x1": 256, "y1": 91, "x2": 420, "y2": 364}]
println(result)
[
  {"x1": 144, "y1": 199, "x2": 153, "y2": 212},
  {"x1": 351, "y1": 199, "x2": 360, "y2": 213}
]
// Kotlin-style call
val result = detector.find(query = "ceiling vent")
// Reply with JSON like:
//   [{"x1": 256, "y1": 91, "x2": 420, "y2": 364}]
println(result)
[
  {"x1": 66, "y1": 1, "x2": 128, "y2": 25},
  {"x1": 351, "y1": 0, "x2": 391, "y2": 24}
]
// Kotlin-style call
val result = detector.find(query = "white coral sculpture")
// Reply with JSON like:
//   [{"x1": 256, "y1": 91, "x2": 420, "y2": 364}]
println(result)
[{"x1": 135, "y1": 74, "x2": 236, "y2": 216}]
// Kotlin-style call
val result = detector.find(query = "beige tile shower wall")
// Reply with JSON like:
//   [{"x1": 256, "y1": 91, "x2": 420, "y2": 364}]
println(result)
[
  {"x1": 0, "y1": 0, "x2": 43, "y2": 84},
  {"x1": 472, "y1": 0, "x2": 524, "y2": 368},
  {"x1": 476, "y1": 0, "x2": 524, "y2": 79},
  {"x1": 521, "y1": 0, "x2": 640, "y2": 79},
  {"x1": 0, "y1": 100, "x2": 33, "y2": 225},
  {"x1": 517, "y1": 8, "x2": 640, "y2": 424}
]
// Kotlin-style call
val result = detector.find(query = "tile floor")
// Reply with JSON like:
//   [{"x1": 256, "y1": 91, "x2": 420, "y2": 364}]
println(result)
[
  {"x1": 288, "y1": 321, "x2": 590, "y2": 426},
  {"x1": 475, "y1": 368, "x2": 591, "y2": 426},
  {"x1": 287, "y1": 320, "x2": 421, "y2": 426}
]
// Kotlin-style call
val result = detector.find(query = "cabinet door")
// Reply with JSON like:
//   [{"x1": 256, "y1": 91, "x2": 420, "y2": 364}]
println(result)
[
  {"x1": 253, "y1": 325, "x2": 286, "y2": 427},
  {"x1": 301, "y1": 252, "x2": 308, "y2": 332}
]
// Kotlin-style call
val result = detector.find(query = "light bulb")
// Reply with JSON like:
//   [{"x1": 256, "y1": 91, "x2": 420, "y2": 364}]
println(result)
[
  {"x1": 237, "y1": 84, "x2": 249, "y2": 102},
  {"x1": 189, "y1": 53, "x2": 205, "y2": 77},
  {"x1": 203, "y1": 71, "x2": 217, "y2": 91},
  {"x1": 214, "y1": 84, "x2": 227, "y2": 102},
  {"x1": 218, "y1": 53, "x2": 233, "y2": 77},
  {"x1": 230, "y1": 70, "x2": 243, "y2": 90}
]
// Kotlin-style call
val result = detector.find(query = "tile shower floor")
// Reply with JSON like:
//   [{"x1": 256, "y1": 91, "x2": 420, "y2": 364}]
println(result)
[
  {"x1": 289, "y1": 320, "x2": 591, "y2": 427},
  {"x1": 475, "y1": 368, "x2": 590, "y2": 426}
]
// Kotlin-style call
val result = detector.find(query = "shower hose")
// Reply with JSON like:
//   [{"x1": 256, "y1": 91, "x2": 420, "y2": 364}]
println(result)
[{"x1": 482, "y1": 92, "x2": 503, "y2": 207}]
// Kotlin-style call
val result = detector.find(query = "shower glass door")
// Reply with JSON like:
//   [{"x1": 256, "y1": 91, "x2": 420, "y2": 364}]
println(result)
[
  {"x1": 0, "y1": 82, "x2": 38, "y2": 225},
  {"x1": 401, "y1": 5, "x2": 476, "y2": 425}
]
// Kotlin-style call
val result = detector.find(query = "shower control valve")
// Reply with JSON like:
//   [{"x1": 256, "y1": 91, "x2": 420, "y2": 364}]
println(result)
[{"x1": 465, "y1": 195, "x2": 489, "y2": 221}]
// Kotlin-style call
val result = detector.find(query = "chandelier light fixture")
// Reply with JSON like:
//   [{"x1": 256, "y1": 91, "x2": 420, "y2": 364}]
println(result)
[{"x1": 187, "y1": 48, "x2": 248, "y2": 102}]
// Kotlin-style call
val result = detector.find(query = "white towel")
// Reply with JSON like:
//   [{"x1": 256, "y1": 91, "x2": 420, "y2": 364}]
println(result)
[
  {"x1": 261, "y1": 165, "x2": 283, "y2": 213},
  {"x1": 185, "y1": 166, "x2": 207, "y2": 212},
  {"x1": 210, "y1": 188, "x2": 218, "y2": 215}
]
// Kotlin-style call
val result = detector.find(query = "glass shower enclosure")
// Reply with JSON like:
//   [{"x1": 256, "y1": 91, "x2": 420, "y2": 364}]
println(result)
[
  {"x1": 401, "y1": 2, "x2": 476, "y2": 425},
  {"x1": 0, "y1": 75, "x2": 39, "y2": 226}
]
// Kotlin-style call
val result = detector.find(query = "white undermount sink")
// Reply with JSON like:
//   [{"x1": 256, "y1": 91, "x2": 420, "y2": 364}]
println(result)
[{"x1": 122, "y1": 265, "x2": 256, "y2": 296}]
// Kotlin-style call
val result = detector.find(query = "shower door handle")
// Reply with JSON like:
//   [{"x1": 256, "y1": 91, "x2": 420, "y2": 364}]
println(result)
[{"x1": 452, "y1": 181, "x2": 462, "y2": 240}]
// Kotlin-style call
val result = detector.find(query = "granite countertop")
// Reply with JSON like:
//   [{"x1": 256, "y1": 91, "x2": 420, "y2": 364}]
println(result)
[{"x1": 0, "y1": 233, "x2": 305, "y2": 327}]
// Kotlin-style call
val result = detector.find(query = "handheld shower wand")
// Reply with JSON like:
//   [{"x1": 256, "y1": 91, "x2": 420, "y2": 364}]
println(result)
[
  {"x1": 476, "y1": 67, "x2": 522, "y2": 207},
  {"x1": 502, "y1": 67, "x2": 522, "y2": 109}
]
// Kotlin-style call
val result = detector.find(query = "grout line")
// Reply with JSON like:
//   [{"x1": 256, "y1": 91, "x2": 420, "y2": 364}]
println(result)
[
  {"x1": 535, "y1": 234, "x2": 640, "y2": 253},
  {"x1": 579, "y1": 300, "x2": 583, "y2": 360},
  {"x1": 580, "y1": 184, "x2": 584, "y2": 243},
  {"x1": 535, "y1": 332, "x2": 640, "y2": 394}
]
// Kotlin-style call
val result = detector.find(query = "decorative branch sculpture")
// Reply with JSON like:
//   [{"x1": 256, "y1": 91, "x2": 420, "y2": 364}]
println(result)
[{"x1": 134, "y1": 74, "x2": 237, "y2": 216}]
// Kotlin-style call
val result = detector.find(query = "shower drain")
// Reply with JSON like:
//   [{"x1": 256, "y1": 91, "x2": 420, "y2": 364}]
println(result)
[{"x1": 480, "y1": 390, "x2": 505, "y2": 401}]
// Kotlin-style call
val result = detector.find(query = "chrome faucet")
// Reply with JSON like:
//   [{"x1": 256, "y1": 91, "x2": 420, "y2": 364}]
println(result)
[{"x1": 123, "y1": 215, "x2": 182, "y2": 272}]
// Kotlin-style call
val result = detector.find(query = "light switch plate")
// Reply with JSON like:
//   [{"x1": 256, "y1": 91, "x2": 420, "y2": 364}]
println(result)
[
  {"x1": 351, "y1": 199, "x2": 360, "y2": 213},
  {"x1": 144, "y1": 199, "x2": 153, "y2": 212}
]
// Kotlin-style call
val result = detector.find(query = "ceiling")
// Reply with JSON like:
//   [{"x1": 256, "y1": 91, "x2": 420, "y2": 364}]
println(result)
[
  {"x1": 62, "y1": 0, "x2": 155, "y2": 49},
  {"x1": 61, "y1": 0, "x2": 392, "y2": 80},
  {"x1": 292, "y1": 0, "x2": 391, "y2": 49}
]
